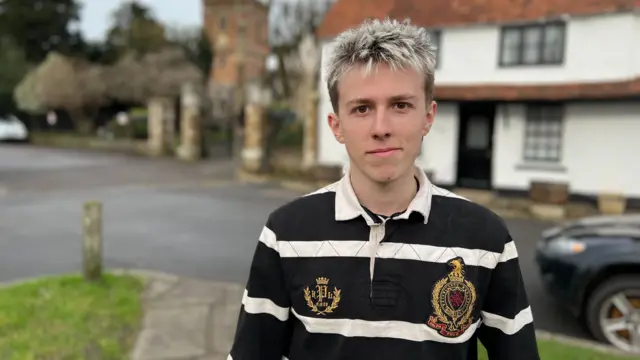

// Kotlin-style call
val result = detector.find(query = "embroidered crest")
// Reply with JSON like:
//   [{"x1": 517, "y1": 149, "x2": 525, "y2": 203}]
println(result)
[
  {"x1": 427, "y1": 257, "x2": 477, "y2": 337},
  {"x1": 303, "y1": 277, "x2": 341, "y2": 315}
]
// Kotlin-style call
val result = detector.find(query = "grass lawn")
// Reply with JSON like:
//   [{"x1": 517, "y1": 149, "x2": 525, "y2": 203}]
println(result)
[
  {"x1": 478, "y1": 339, "x2": 640, "y2": 360},
  {"x1": 0, "y1": 273, "x2": 144, "y2": 360}
]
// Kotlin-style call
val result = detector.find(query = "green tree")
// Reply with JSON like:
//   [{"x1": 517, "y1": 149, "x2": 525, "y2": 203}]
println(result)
[
  {"x1": 166, "y1": 26, "x2": 213, "y2": 77},
  {"x1": 0, "y1": 0, "x2": 84, "y2": 62},
  {"x1": 0, "y1": 36, "x2": 30, "y2": 115},
  {"x1": 105, "y1": 1, "x2": 168, "y2": 57}
]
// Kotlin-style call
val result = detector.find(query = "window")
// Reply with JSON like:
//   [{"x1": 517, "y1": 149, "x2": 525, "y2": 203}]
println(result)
[
  {"x1": 219, "y1": 16, "x2": 227, "y2": 30},
  {"x1": 499, "y1": 22, "x2": 565, "y2": 66},
  {"x1": 523, "y1": 105, "x2": 564, "y2": 163}
]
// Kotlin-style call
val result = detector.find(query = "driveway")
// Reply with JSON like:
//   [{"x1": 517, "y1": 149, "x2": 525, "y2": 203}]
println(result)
[{"x1": 0, "y1": 144, "x2": 590, "y2": 340}]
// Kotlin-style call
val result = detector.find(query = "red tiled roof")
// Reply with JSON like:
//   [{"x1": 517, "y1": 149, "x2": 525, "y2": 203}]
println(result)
[
  {"x1": 434, "y1": 78, "x2": 640, "y2": 101},
  {"x1": 317, "y1": 0, "x2": 397, "y2": 40},
  {"x1": 317, "y1": 0, "x2": 639, "y2": 38}
]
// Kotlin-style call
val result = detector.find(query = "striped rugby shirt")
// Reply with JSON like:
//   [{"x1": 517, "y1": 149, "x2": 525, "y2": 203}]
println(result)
[{"x1": 229, "y1": 167, "x2": 540, "y2": 360}]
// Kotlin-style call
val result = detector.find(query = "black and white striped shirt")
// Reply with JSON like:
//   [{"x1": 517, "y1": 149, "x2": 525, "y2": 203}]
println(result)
[{"x1": 228, "y1": 167, "x2": 540, "y2": 360}]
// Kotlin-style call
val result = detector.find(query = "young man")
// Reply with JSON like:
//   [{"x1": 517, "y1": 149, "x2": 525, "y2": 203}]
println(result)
[{"x1": 228, "y1": 18, "x2": 540, "y2": 360}]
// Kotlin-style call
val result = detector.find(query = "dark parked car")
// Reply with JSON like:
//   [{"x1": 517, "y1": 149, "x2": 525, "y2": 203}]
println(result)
[{"x1": 535, "y1": 214, "x2": 640, "y2": 353}]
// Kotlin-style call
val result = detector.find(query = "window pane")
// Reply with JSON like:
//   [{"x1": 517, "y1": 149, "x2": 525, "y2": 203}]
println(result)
[
  {"x1": 501, "y1": 29, "x2": 521, "y2": 64},
  {"x1": 466, "y1": 116, "x2": 490, "y2": 149},
  {"x1": 522, "y1": 26, "x2": 543, "y2": 64},
  {"x1": 543, "y1": 24, "x2": 565, "y2": 63},
  {"x1": 524, "y1": 105, "x2": 564, "y2": 162}
]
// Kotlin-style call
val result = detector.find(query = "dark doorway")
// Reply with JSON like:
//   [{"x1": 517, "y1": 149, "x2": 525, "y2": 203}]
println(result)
[{"x1": 456, "y1": 102, "x2": 496, "y2": 189}]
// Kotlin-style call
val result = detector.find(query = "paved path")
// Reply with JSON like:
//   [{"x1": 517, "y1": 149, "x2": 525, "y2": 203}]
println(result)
[
  {"x1": 0, "y1": 144, "x2": 590, "y2": 340},
  {"x1": 125, "y1": 270, "x2": 242, "y2": 360}
]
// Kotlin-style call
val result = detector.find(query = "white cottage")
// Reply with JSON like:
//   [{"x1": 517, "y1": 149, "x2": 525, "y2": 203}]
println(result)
[{"x1": 313, "y1": 0, "x2": 640, "y2": 208}]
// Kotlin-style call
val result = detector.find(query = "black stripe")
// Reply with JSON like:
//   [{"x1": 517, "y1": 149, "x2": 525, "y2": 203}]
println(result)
[
  {"x1": 478, "y1": 322, "x2": 540, "y2": 359},
  {"x1": 282, "y1": 257, "x2": 492, "y2": 325},
  {"x1": 229, "y1": 308, "x2": 293, "y2": 360},
  {"x1": 479, "y1": 256, "x2": 531, "y2": 319},
  {"x1": 270, "y1": 192, "x2": 510, "y2": 253},
  {"x1": 245, "y1": 228, "x2": 291, "y2": 309}
]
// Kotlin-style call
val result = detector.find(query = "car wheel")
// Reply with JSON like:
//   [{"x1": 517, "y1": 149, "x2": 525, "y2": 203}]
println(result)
[{"x1": 586, "y1": 275, "x2": 640, "y2": 353}]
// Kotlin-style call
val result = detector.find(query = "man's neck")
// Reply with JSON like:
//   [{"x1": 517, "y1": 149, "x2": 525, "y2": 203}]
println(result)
[{"x1": 349, "y1": 165, "x2": 418, "y2": 217}]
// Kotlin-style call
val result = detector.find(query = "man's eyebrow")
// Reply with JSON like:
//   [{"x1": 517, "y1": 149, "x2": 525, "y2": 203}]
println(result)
[
  {"x1": 389, "y1": 94, "x2": 417, "y2": 101},
  {"x1": 345, "y1": 95, "x2": 417, "y2": 106},
  {"x1": 345, "y1": 98, "x2": 372, "y2": 106}
]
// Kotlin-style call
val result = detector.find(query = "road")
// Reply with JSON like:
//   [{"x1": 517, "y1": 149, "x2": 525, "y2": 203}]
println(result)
[{"x1": 0, "y1": 144, "x2": 591, "y2": 340}]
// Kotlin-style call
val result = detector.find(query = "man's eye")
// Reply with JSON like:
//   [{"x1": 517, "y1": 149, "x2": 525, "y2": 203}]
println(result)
[
  {"x1": 355, "y1": 105, "x2": 369, "y2": 114},
  {"x1": 394, "y1": 102, "x2": 410, "y2": 110}
]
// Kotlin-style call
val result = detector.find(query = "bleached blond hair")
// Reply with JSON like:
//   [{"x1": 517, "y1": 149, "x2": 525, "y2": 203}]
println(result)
[{"x1": 326, "y1": 18, "x2": 438, "y2": 113}]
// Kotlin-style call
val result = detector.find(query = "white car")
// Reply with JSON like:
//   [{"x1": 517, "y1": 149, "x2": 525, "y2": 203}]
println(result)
[{"x1": 0, "y1": 115, "x2": 29, "y2": 142}]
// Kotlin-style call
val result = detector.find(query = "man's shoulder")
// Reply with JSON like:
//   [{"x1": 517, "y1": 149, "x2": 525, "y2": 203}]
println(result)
[
  {"x1": 429, "y1": 185, "x2": 511, "y2": 249},
  {"x1": 267, "y1": 182, "x2": 338, "y2": 229}
]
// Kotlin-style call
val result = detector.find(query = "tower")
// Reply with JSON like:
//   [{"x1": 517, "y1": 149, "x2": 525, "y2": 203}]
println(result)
[{"x1": 203, "y1": 0, "x2": 270, "y2": 87}]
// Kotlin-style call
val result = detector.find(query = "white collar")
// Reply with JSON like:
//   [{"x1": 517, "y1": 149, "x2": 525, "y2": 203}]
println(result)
[{"x1": 334, "y1": 164, "x2": 433, "y2": 225}]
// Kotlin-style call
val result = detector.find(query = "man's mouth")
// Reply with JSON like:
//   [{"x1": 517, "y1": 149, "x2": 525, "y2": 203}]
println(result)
[{"x1": 367, "y1": 148, "x2": 401, "y2": 157}]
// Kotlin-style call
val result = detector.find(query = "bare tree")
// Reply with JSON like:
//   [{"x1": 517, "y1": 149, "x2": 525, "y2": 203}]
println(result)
[
  {"x1": 103, "y1": 46, "x2": 204, "y2": 104},
  {"x1": 13, "y1": 51, "x2": 107, "y2": 133},
  {"x1": 268, "y1": 0, "x2": 333, "y2": 101}
]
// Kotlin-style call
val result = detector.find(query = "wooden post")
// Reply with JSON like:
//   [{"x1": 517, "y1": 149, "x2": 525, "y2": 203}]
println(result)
[{"x1": 82, "y1": 201, "x2": 103, "y2": 282}]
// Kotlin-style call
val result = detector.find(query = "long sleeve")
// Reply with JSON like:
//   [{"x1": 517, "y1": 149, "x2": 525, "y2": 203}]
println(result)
[
  {"x1": 228, "y1": 219, "x2": 292, "y2": 360},
  {"x1": 477, "y1": 235, "x2": 540, "y2": 360}
]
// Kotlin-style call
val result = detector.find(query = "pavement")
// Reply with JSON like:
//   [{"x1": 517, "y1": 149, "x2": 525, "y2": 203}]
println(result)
[
  {"x1": 120, "y1": 270, "x2": 243, "y2": 360},
  {"x1": 0, "y1": 144, "x2": 596, "y2": 342}
]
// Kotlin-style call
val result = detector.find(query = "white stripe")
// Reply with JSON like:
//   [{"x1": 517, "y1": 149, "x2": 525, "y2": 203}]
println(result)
[
  {"x1": 481, "y1": 306, "x2": 534, "y2": 335},
  {"x1": 277, "y1": 240, "x2": 511, "y2": 269},
  {"x1": 258, "y1": 226, "x2": 278, "y2": 251},
  {"x1": 242, "y1": 290, "x2": 290, "y2": 321},
  {"x1": 498, "y1": 240, "x2": 519, "y2": 263},
  {"x1": 292, "y1": 309, "x2": 479, "y2": 344}
]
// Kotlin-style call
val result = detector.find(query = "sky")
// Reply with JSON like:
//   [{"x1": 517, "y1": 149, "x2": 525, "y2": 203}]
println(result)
[{"x1": 79, "y1": 0, "x2": 203, "y2": 41}]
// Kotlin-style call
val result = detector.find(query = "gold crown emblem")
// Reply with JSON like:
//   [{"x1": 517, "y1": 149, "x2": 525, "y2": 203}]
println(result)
[
  {"x1": 316, "y1": 277, "x2": 330, "y2": 285},
  {"x1": 447, "y1": 258, "x2": 465, "y2": 282}
]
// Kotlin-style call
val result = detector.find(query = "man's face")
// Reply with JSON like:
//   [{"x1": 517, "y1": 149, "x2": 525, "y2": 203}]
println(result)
[{"x1": 328, "y1": 63, "x2": 437, "y2": 184}]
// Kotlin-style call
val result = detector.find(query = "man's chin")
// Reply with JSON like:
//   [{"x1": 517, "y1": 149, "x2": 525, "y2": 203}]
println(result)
[{"x1": 366, "y1": 168, "x2": 403, "y2": 184}]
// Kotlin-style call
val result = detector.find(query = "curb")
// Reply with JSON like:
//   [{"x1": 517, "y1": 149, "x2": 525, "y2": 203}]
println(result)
[{"x1": 0, "y1": 269, "x2": 637, "y2": 358}]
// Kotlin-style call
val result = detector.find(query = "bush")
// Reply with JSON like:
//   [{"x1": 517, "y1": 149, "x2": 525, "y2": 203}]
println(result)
[
  {"x1": 267, "y1": 106, "x2": 302, "y2": 149},
  {"x1": 103, "y1": 111, "x2": 148, "y2": 140}
]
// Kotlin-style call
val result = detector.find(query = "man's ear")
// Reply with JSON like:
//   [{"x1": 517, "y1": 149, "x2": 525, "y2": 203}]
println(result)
[
  {"x1": 328, "y1": 113, "x2": 344, "y2": 144},
  {"x1": 423, "y1": 100, "x2": 437, "y2": 136}
]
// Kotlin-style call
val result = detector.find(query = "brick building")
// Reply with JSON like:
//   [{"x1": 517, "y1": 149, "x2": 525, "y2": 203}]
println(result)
[{"x1": 203, "y1": 0, "x2": 270, "y2": 86}]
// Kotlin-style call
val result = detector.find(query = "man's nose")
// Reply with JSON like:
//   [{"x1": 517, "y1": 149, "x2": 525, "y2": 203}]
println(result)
[{"x1": 371, "y1": 108, "x2": 392, "y2": 139}]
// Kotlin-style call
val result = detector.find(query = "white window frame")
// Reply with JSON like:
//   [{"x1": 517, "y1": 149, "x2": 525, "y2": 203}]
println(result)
[{"x1": 522, "y1": 104, "x2": 564, "y2": 163}]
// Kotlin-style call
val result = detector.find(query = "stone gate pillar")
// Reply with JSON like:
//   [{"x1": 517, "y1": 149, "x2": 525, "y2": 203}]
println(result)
[
  {"x1": 147, "y1": 97, "x2": 175, "y2": 156},
  {"x1": 242, "y1": 86, "x2": 269, "y2": 173},
  {"x1": 177, "y1": 83, "x2": 203, "y2": 161},
  {"x1": 302, "y1": 91, "x2": 319, "y2": 170}
]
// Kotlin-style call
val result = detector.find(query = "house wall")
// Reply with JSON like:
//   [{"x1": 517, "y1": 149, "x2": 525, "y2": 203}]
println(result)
[
  {"x1": 436, "y1": 12, "x2": 638, "y2": 85},
  {"x1": 415, "y1": 103, "x2": 459, "y2": 185},
  {"x1": 635, "y1": 13, "x2": 640, "y2": 77},
  {"x1": 315, "y1": 12, "x2": 640, "y2": 198},
  {"x1": 494, "y1": 101, "x2": 640, "y2": 198}
]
